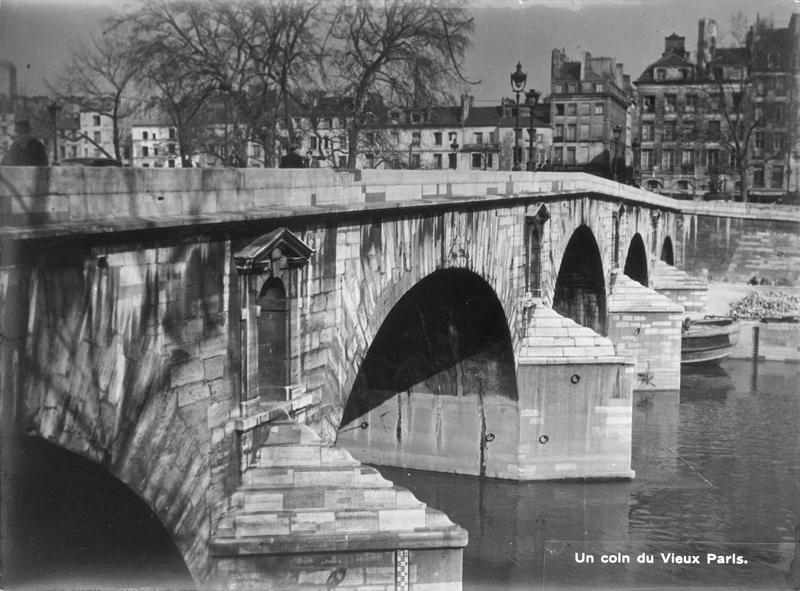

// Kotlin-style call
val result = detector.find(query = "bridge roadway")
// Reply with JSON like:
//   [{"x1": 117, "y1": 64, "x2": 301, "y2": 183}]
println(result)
[{"x1": 0, "y1": 167, "x2": 793, "y2": 589}]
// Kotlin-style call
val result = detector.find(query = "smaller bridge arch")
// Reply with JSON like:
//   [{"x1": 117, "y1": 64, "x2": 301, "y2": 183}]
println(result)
[
  {"x1": 553, "y1": 224, "x2": 607, "y2": 335},
  {"x1": 661, "y1": 236, "x2": 675, "y2": 265},
  {"x1": 623, "y1": 233, "x2": 649, "y2": 286}
]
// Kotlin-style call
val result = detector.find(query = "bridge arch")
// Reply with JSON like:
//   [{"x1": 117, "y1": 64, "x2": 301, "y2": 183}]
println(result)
[
  {"x1": 553, "y1": 224, "x2": 607, "y2": 335},
  {"x1": 623, "y1": 233, "x2": 649, "y2": 286},
  {"x1": 338, "y1": 268, "x2": 519, "y2": 477},
  {"x1": 661, "y1": 236, "x2": 675, "y2": 265}
]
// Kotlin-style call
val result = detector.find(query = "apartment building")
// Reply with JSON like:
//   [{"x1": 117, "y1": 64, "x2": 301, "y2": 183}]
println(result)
[
  {"x1": 634, "y1": 14, "x2": 800, "y2": 202},
  {"x1": 549, "y1": 49, "x2": 636, "y2": 179}
]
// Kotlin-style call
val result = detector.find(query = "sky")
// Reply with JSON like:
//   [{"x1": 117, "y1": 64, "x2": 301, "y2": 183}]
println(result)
[{"x1": 1, "y1": 0, "x2": 798, "y2": 103}]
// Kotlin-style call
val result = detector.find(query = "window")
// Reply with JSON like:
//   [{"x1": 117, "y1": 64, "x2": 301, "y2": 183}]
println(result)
[
  {"x1": 684, "y1": 94, "x2": 696, "y2": 112},
  {"x1": 554, "y1": 124, "x2": 564, "y2": 141},
  {"x1": 366, "y1": 133, "x2": 375, "y2": 145},
  {"x1": 409, "y1": 154, "x2": 420, "y2": 168},
  {"x1": 679, "y1": 69, "x2": 689, "y2": 80},
  {"x1": 324, "y1": 136, "x2": 331, "y2": 149},
  {"x1": 706, "y1": 149, "x2": 719, "y2": 168},
  {"x1": 411, "y1": 131, "x2": 420, "y2": 146},
  {"x1": 753, "y1": 166, "x2": 765, "y2": 187},
  {"x1": 252, "y1": 144, "x2": 262, "y2": 158},
  {"x1": 473, "y1": 132, "x2": 483, "y2": 145},
  {"x1": 168, "y1": 143, "x2": 176, "y2": 155},
  {"x1": 566, "y1": 147, "x2": 576, "y2": 165},
  {"x1": 594, "y1": 83, "x2": 604, "y2": 92},
  {"x1": 593, "y1": 103, "x2": 604, "y2": 115},
  {"x1": 567, "y1": 103, "x2": 577, "y2": 116},
  {"x1": 664, "y1": 94, "x2": 677, "y2": 113},
  {"x1": 655, "y1": 69, "x2": 666, "y2": 80},
  {"x1": 142, "y1": 163, "x2": 149, "y2": 167},
  {"x1": 771, "y1": 104, "x2": 784, "y2": 123},
  {"x1": 448, "y1": 132, "x2": 457, "y2": 145},
  {"x1": 681, "y1": 149, "x2": 694, "y2": 173},
  {"x1": 486, "y1": 154, "x2": 493, "y2": 168},
  {"x1": 567, "y1": 83, "x2": 577, "y2": 94},
  {"x1": 774, "y1": 133, "x2": 786, "y2": 154},
  {"x1": 168, "y1": 159, "x2": 176, "y2": 168},
  {"x1": 142, "y1": 146, "x2": 149, "y2": 157},
  {"x1": 411, "y1": 112, "x2": 422, "y2": 123},
  {"x1": 641, "y1": 122, "x2": 654, "y2": 141},
  {"x1": 642, "y1": 150, "x2": 653, "y2": 170},
  {"x1": 338, "y1": 155, "x2": 346, "y2": 168},
  {"x1": 642, "y1": 96, "x2": 655, "y2": 113},
  {"x1": 471, "y1": 153, "x2": 482, "y2": 168},
  {"x1": 566, "y1": 124, "x2": 576, "y2": 141},
  {"x1": 579, "y1": 124, "x2": 589, "y2": 140},
  {"x1": 153, "y1": 147, "x2": 159, "y2": 156},
  {"x1": 708, "y1": 120, "x2": 721, "y2": 137},
  {"x1": 555, "y1": 103, "x2": 565, "y2": 116},
  {"x1": 579, "y1": 103, "x2": 590, "y2": 116},
  {"x1": 366, "y1": 153, "x2": 375, "y2": 168},
  {"x1": 169, "y1": 128, "x2": 176, "y2": 139},
  {"x1": 489, "y1": 132, "x2": 495, "y2": 144},
  {"x1": 771, "y1": 166, "x2": 784, "y2": 188},
  {"x1": 662, "y1": 150, "x2": 674, "y2": 173},
  {"x1": 664, "y1": 121, "x2": 677, "y2": 141},
  {"x1": 448, "y1": 152, "x2": 457, "y2": 169},
  {"x1": 553, "y1": 147, "x2": 563, "y2": 165},
  {"x1": 434, "y1": 132, "x2": 442, "y2": 146},
  {"x1": 93, "y1": 131, "x2": 101, "y2": 142},
  {"x1": 755, "y1": 131, "x2": 765, "y2": 152},
  {"x1": 775, "y1": 76, "x2": 787, "y2": 96},
  {"x1": 554, "y1": 84, "x2": 564, "y2": 94},
  {"x1": 433, "y1": 153, "x2": 442, "y2": 169},
  {"x1": 310, "y1": 136, "x2": 318, "y2": 150},
  {"x1": 93, "y1": 115, "x2": 101, "y2": 126}
]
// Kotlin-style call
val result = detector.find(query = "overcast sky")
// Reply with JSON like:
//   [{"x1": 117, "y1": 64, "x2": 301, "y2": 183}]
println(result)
[{"x1": 1, "y1": 0, "x2": 798, "y2": 103}]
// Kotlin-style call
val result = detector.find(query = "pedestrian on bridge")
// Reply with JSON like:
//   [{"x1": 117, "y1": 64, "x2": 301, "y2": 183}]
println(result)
[{"x1": 2, "y1": 120, "x2": 48, "y2": 166}]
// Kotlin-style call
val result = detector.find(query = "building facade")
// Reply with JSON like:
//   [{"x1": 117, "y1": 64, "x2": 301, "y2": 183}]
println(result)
[
  {"x1": 549, "y1": 49, "x2": 635, "y2": 179},
  {"x1": 634, "y1": 14, "x2": 800, "y2": 202}
]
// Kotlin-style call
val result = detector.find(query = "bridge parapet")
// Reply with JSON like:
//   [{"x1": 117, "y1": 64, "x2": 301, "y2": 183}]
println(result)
[{"x1": 1, "y1": 167, "x2": 690, "y2": 238}]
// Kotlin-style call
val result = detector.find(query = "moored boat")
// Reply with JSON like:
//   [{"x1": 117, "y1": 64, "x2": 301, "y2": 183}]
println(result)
[{"x1": 681, "y1": 317, "x2": 741, "y2": 365}]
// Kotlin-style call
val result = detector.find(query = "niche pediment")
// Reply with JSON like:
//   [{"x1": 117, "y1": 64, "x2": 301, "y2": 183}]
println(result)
[{"x1": 235, "y1": 228, "x2": 314, "y2": 273}]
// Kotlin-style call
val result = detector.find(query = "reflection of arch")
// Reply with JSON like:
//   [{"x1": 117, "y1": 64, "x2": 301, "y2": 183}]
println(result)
[
  {"x1": 257, "y1": 277, "x2": 288, "y2": 401},
  {"x1": 553, "y1": 225, "x2": 606, "y2": 335},
  {"x1": 661, "y1": 236, "x2": 675, "y2": 265},
  {"x1": 341, "y1": 269, "x2": 518, "y2": 425},
  {"x1": 623, "y1": 233, "x2": 648, "y2": 286},
  {"x1": 9, "y1": 436, "x2": 193, "y2": 587}
]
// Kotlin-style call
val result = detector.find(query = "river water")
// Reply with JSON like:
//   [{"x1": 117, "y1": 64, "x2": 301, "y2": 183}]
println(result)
[
  {"x1": 6, "y1": 360, "x2": 799, "y2": 590},
  {"x1": 380, "y1": 359, "x2": 800, "y2": 591}
]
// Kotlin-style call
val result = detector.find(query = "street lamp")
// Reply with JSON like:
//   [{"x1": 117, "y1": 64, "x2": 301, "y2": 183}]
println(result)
[
  {"x1": 510, "y1": 62, "x2": 527, "y2": 171},
  {"x1": 47, "y1": 101, "x2": 61, "y2": 165},
  {"x1": 219, "y1": 82, "x2": 232, "y2": 166},
  {"x1": 525, "y1": 88, "x2": 541, "y2": 171},
  {"x1": 612, "y1": 124, "x2": 622, "y2": 181},
  {"x1": 631, "y1": 137, "x2": 641, "y2": 186}
]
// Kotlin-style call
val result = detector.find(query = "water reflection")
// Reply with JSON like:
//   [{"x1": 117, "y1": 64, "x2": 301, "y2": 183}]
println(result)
[{"x1": 379, "y1": 360, "x2": 800, "y2": 590}]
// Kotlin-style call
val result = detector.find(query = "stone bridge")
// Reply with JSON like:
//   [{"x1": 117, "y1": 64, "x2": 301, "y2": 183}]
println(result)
[{"x1": 0, "y1": 167, "x2": 774, "y2": 589}]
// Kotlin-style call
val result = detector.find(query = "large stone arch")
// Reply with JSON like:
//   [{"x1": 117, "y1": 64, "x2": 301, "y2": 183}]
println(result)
[
  {"x1": 336, "y1": 266, "x2": 521, "y2": 478},
  {"x1": 623, "y1": 233, "x2": 649, "y2": 286},
  {"x1": 14, "y1": 243, "x2": 234, "y2": 586},
  {"x1": 552, "y1": 224, "x2": 607, "y2": 335},
  {"x1": 329, "y1": 209, "x2": 524, "y2": 429}
]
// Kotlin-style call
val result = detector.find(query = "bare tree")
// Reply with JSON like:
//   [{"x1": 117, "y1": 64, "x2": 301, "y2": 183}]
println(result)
[
  {"x1": 49, "y1": 25, "x2": 140, "y2": 161},
  {"x1": 119, "y1": 0, "x2": 321, "y2": 167},
  {"x1": 322, "y1": 0, "x2": 474, "y2": 168}
]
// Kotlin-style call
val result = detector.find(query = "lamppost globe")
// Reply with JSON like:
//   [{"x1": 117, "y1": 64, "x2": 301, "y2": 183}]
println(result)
[{"x1": 510, "y1": 62, "x2": 528, "y2": 171}]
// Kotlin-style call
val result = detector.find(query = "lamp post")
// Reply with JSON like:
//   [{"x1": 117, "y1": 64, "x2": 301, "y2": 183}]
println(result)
[
  {"x1": 510, "y1": 62, "x2": 527, "y2": 171},
  {"x1": 611, "y1": 124, "x2": 622, "y2": 181},
  {"x1": 631, "y1": 137, "x2": 641, "y2": 186},
  {"x1": 219, "y1": 82, "x2": 232, "y2": 166},
  {"x1": 47, "y1": 101, "x2": 61, "y2": 165},
  {"x1": 525, "y1": 88, "x2": 541, "y2": 171}
]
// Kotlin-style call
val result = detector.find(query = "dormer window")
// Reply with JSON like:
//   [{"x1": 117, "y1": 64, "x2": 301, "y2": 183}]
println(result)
[
  {"x1": 411, "y1": 112, "x2": 422, "y2": 124},
  {"x1": 655, "y1": 69, "x2": 666, "y2": 80}
]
